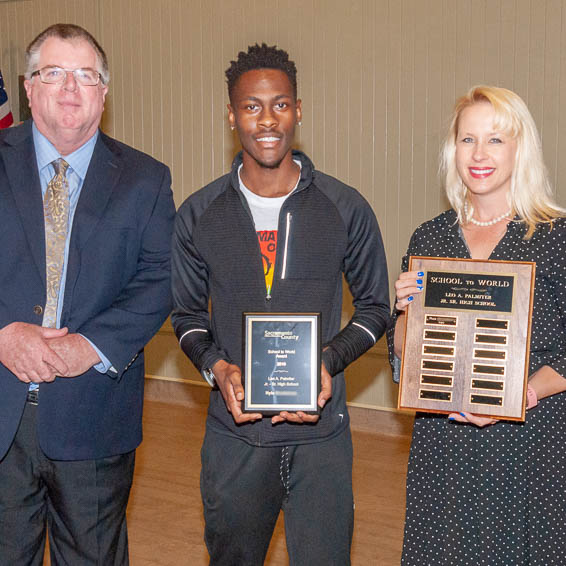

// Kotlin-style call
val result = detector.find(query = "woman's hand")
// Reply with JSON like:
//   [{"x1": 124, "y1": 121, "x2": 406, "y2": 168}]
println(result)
[
  {"x1": 394, "y1": 270, "x2": 425, "y2": 311},
  {"x1": 448, "y1": 411, "x2": 497, "y2": 427},
  {"x1": 393, "y1": 270, "x2": 425, "y2": 357}
]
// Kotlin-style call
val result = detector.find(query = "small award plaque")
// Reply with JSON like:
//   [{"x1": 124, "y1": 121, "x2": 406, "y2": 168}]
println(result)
[
  {"x1": 243, "y1": 313, "x2": 321, "y2": 414},
  {"x1": 398, "y1": 257, "x2": 536, "y2": 421}
]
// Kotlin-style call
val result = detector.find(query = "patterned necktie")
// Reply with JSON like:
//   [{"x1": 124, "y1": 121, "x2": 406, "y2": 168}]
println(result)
[{"x1": 42, "y1": 158, "x2": 70, "y2": 328}]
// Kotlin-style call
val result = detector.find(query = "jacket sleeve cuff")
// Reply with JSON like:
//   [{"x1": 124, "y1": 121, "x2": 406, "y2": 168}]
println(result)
[
  {"x1": 321, "y1": 347, "x2": 340, "y2": 377},
  {"x1": 322, "y1": 322, "x2": 376, "y2": 376},
  {"x1": 79, "y1": 334, "x2": 116, "y2": 376},
  {"x1": 178, "y1": 327, "x2": 226, "y2": 372}
]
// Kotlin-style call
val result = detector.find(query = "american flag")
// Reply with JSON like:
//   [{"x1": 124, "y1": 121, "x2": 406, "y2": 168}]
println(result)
[{"x1": 0, "y1": 70, "x2": 14, "y2": 129}]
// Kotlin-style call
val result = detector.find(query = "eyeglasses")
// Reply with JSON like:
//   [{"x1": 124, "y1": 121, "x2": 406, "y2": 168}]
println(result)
[{"x1": 31, "y1": 66, "x2": 102, "y2": 86}]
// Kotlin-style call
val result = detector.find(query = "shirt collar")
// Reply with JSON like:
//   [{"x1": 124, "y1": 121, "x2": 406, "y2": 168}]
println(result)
[
  {"x1": 237, "y1": 159, "x2": 302, "y2": 198},
  {"x1": 32, "y1": 122, "x2": 98, "y2": 181}
]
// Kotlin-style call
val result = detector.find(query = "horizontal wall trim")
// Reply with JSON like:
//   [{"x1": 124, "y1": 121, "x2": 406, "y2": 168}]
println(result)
[
  {"x1": 152, "y1": 330, "x2": 390, "y2": 358},
  {"x1": 145, "y1": 373, "x2": 406, "y2": 414},
  {"x1": 347, "y1": 400, "x2": 414, "y2": 416},
  {"x1": 146, "y1": 373, "x2": 209, "y2": 387}
]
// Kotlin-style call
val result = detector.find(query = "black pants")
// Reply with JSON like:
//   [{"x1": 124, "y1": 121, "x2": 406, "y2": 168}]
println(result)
[
  {"x1": 0, "y1": 401, "x2": 135, "y2": 565},
  {"x1": 201, "y1": 426, "x2": 354, "y2": 566}
]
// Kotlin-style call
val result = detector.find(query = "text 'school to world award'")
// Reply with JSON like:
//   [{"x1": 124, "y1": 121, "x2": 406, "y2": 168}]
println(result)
[
  {"x1": 399, "y1": 257, "x2": 536, "y2": 421},
  {"x1": 243, "y1": 313, "x2": 321, "y2": 415}
]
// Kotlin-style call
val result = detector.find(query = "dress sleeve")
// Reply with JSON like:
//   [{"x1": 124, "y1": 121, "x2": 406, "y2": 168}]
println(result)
[{"x1": 543, "y1": 226, "x2": 566, "y2": 378}]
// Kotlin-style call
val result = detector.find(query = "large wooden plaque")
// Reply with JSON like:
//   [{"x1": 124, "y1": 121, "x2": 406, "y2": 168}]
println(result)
[{"x1": 398, "y1": 257, "x2": 536, "y2": 421}]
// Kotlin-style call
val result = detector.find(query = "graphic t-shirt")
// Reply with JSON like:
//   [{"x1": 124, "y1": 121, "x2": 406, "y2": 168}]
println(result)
[
  {"x1": 256, "y1": 229, "x2": 278, "y2": 296},
  {"x1": 238, "y1": 163, "x2": 300, "y2": 296}
]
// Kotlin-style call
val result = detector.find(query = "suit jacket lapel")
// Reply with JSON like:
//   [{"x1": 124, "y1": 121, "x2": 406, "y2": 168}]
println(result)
[
  {"x1": 69, "y1": 132, "x2": 122, "y2": 251},
  {"x1": 63, "y1": 133, "x2": 122, "y2": 311},
  {"x1": 1, "y1": 122, "x2": 46, "y2": 284}
]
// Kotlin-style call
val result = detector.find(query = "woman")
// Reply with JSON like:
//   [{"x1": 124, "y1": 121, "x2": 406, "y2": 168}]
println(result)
[{"x1": 391, "y1": 85, "x2": 566, "y2": 564}]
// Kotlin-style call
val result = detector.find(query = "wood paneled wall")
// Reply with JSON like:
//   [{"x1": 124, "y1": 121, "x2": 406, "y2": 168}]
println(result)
[{"x1": 2, "y1": 0, "x2": 566, "y2": 411}]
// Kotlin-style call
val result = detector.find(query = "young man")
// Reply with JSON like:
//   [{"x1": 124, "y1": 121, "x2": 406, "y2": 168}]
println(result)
[
  {"x1": 172, "y1": 44, "x2": 389, "y2": 565},
  {"x1": 0, "y1": 24, "x2": 174, "y2": 564}
]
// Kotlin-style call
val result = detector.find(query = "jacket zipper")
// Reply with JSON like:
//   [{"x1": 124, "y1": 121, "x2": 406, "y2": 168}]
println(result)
[
  {"x1": 281, "y1": 212, "x2": 292, "y2": 280},
  {"x1": 266, "y1": 211, "x2": 292, "y2": 301}
]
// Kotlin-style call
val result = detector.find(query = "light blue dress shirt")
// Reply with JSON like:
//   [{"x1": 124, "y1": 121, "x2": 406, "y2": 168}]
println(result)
[{"x1": 30, "y1": 124, "x2": 113, "y2": 388}]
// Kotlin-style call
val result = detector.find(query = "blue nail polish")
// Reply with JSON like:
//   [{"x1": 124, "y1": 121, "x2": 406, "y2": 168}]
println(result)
[
  {"x1": 416, "y1": 279, "x2": 423, "y2": 285},
  {"x1": 448, "y1": 416, "x2": 455, "y2": 421},
  {"x1": 417, "y1": 286, "x2": 423, "y2": 291},
  {"x1": 417, "y1": 271, "x2": 424, "y2": 276},
  {"x1": 408, "y1": 296, "x2": 414, "y2": 302},
  {"x1": 459, "y1": 412, "x2": 466, "y2": 418}
]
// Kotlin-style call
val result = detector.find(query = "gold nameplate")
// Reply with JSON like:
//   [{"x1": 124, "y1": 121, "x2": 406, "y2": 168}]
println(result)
[
  {"x1": 424, "y1": 329, "x2": 457, "y2": 342},
  {"x1": 473, "y1": 349, "x2": 507, "y2": 361},
  {"x1": 422, "y1": 345, "x2": 455, "y2": 357},
  {"x1": 475, "y1": 333, "x2": 507, "y2": 345},
  {"x1": 421, "y1": 360, "x2": 454, "y2": 372},
  {"x1": 476, "y1": 318, "x2": 509, "y2": 330},
  {"x1": 470, "y1": 393, "x2": 503, "y2": 406},
  {"x1": 421, "y1": 374, "x2": 453, "y2": 386},
  {"x1": 472, "y1": 363, "x2": 505, "y2": 376},
  {"x1": 425, "y1": 314, "x2": 458, "y2": 326},
  {"x1": 420, "y1": 389, "x2": 452, "y2": 402},
  {"x1": 471, "y1": 378, "x2": 504, "y2": 391}
]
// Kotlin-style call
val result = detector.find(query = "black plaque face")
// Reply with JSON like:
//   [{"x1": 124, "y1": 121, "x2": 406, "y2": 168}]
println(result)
[
  {"x1": 243, "y1": 313, "x2": 321, "y2": 414},
  {"x1": 476, "y1": 318, "x2": 509, "y2": 330},
  {"x1": 474, "y1": 349, "x2": 506, "y2": 360},
  {"x1": 470, "y1": 394, "x2": 503, "y2": 406},
  {"x1": 420, "y1": 389, "x2": 452, "y2": 402},
  {"x1": 421, "y1": 374, "x2": 453, "y2": 386},
  {"x1": 422, "y1": 345, "x2": 455, "y2": 356},
  {"x1": 475, "y1": 333, "x2": 507, "y2": 345},
  {"x1": 421, "y1": 360, "x2": 454, "y2": 371},
  {"x1": 424, "y1": 330, "x2": 456, "y2": 341},
  {"x1": 471, "y1": 379, "x2": 504, "y2": 391},
  {"x1": 425, "y1": 272, "x2": 515, "y2": 313},
  {"x1": 472, "y1": 364, "x2": 505, "y2": 376}
]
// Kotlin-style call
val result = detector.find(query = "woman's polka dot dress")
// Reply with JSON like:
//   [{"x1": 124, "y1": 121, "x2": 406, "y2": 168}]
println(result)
[{"x1": 390, "y1": 209, "x2": 566, "y2": 565}]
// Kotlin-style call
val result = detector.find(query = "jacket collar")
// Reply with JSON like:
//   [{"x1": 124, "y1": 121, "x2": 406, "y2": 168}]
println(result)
[
  {"x1": 229, "y1": 149, "x2": 315, "y2": 194},
  {"x1": 0, "y1": 121, "x2": 124, "y2": 291},
  {"x1": 62, "y1": 130, "x2": 123, "y2": 314},
  {"x1": 1, "y1": 121, "x2": 46, "y2": 282},
  {"x1": 68, "y1": 129, "x2": 122, "y2": 250}
]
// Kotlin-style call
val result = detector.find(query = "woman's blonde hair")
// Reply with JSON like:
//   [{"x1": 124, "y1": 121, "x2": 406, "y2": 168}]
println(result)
[{"x1": 440, "y1": 85, "x2": 564, "y2": 237}]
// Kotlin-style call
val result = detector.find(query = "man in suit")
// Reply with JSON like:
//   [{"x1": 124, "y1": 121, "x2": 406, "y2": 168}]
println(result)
[{"x1": 0, "y1": 24, "x2": 175, "y2": 564}]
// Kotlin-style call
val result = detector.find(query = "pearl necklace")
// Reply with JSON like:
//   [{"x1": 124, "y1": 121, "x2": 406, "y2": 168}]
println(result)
[{"x1": 464, "y1": 202, "x2": 512, "y2": 227}]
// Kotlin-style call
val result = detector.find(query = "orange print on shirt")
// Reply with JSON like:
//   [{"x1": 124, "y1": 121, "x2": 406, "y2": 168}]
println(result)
[{"x1": 257, "y1": 230, "x2": 277, "y2": 295}]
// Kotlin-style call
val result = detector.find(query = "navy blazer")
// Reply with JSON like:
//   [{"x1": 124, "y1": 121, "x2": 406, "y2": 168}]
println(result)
[{"x1": 0, "y1": 121, "x2": 175, "y2": 461}]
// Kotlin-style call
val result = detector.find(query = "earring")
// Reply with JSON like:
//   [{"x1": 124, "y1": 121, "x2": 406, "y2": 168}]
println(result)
[
  {"x1": 230, "y1": 125, "x2": 235, "y2": 131},
  {"x1": 297, "y1": 121, "x2": 302, "y2": 126}
]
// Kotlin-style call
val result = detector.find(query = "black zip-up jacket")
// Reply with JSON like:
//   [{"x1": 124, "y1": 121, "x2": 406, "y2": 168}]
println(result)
[{"x1": 171, "y1": 150, "x2": 390, "y2": 446}]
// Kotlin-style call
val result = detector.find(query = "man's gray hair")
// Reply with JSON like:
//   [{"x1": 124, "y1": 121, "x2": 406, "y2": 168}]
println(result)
[{"x1": 25, "y1": 23, "x2": 110, "y2": 85}]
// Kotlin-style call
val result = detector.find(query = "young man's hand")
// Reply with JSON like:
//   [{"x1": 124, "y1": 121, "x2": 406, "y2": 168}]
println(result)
[
  {"x1": 271, "y1": 362, "x2": 332, "y2": 424},
  {"x1": 212, "y1": 359, "x2": 263, "y2": 424}
]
